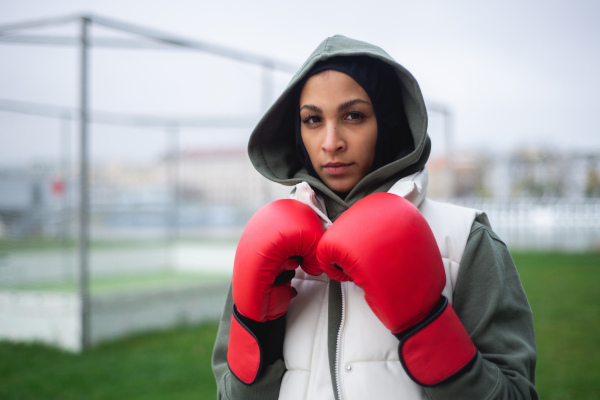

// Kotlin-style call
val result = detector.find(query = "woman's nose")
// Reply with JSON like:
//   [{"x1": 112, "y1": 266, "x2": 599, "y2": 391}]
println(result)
[{"x1": 322, "y1": 124, "x2": 346, "y2": 153}]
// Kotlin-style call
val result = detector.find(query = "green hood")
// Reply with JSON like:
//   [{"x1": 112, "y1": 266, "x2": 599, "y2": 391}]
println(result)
[{"x1": 248, "y1": 35, "x2": 430, "y2": 220}]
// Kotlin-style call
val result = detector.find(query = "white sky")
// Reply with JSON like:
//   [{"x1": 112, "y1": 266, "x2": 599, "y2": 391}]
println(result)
[{"x1": 0, "y1": 0, "x2": 599, "y2": 166}]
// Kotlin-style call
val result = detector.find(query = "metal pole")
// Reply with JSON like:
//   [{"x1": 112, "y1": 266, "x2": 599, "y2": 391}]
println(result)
[
  {"x1": 61, "y1": 113, "x2": 71, "y2": 281},
  {"x1": 78, "y1": 16, "x2": 91, "y2": 351},
  {"x1": 0, "y1": 13, "x2": 81, "y2": 32},
  {"x1": 260, "y1": 64, "x2": 274, "y2": 204},
  {"x1": 168, "y1": 123, "x2": 179, "y2": 243},
  {"x1": 444, "y1": 108, "x2": 455, "y2": 198},
  {"x1": 261, "y1": 64, "x2": 274, "y2": 112}
]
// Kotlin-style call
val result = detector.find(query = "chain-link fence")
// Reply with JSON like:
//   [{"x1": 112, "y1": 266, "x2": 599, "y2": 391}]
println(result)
[{"x1": 0, "y1": 14, "x2": 292, "y2": 350}]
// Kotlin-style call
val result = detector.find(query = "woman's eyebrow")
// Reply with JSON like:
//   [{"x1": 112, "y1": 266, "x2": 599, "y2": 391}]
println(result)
[
  {"x1": 337, "y1": 99, "x2": 371, "y2": 112},
  {"x1": 300, "y1": 104, "x2": 322, "y2": 113},
  {"x1": 301, "y1": 99, "x2": 371, "y2": 114}
]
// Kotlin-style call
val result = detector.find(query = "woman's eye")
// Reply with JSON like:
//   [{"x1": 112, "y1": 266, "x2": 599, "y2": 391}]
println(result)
[
  {"x1": 345, "y1": 111, "x2": 364, "y2": 121},
  {"x1": 302, "y1": 115, "x2": 321, "y2": 125}
]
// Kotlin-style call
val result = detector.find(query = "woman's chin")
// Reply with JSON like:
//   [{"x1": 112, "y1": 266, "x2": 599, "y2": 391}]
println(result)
[{"x1": 321, "y1": 176, "x2": 359, "y2": 194}]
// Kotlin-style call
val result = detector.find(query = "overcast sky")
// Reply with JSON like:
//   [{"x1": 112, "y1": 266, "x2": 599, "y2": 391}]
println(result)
[{"x1": 1, "y1": 0, "x2": 599, "y2": 166}]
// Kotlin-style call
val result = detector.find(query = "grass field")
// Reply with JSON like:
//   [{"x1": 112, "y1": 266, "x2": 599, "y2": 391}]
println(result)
[
  {"x1": 1, "y1": 251, "x2": 599, "y2": 399},
  {"x1": 0, "y1": 323, "x2": 219, "y2": 400},
  {"x1": 512, "y1": 252, "x2": 600, "y2": 400}
]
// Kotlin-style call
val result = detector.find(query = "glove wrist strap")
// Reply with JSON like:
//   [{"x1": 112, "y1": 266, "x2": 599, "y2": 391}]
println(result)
[
  {"x1": 227, "y1": 304, "x2": 286, "y2": 385},
  {"x1": 394, "y1": 296, "x2": 477, "y2": 386}
]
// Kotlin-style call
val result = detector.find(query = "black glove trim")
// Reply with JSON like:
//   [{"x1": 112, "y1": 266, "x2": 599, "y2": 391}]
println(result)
[{"x1": 394, "y1": 296, "x2": 448, "y2": 342}]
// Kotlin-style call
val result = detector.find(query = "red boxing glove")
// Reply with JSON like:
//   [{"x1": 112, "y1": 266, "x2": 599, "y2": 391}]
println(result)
[
  {"x1": 227, "y1": 199, "x2": 324, "y2": 384},
  {"x1": 317, "y1": 193, "x2": 476, "y2": 386}
]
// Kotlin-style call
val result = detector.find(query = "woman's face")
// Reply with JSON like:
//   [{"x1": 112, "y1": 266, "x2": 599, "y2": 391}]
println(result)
[{"x1": 299, "y1": 70, "x2": 378, "y2": 193}]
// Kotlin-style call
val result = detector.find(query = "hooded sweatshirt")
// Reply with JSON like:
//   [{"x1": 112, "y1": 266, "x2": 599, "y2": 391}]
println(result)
[
  {"x1": 212, "y1": 35, "x2": 537, "y2": 400},
  {"x1": 247, "y1": 35, "x2": 430, "y2": 220}
]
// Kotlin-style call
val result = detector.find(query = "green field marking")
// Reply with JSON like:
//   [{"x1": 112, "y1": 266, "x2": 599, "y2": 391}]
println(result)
[
  {"x1": 0, "y1": 270, "x2": 231, "y2": 294},
  {"x1": 0, "y1": 237, "x2": 239, "y2": 253}
]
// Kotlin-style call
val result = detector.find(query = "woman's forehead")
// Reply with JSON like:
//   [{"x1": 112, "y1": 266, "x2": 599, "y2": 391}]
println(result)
[{"x1": 299, "y1": 70, "x2": 370, "y2": 106}]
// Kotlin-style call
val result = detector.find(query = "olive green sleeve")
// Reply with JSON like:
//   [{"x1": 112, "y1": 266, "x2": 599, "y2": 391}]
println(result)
[
  {"x1": 425, "y1": 222, "x2": 538, "y2": 400},
  {"x1": 212, "y1": 283, "x2": 286, "y2": 400}
]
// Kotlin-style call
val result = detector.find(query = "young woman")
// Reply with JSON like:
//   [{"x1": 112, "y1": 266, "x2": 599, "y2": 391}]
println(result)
[{"x1": 212, "y1": 35, "x2": 538, "y2": 400}]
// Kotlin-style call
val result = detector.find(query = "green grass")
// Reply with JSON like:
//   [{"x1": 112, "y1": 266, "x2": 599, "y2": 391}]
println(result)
[
  {"x1": 513, "y1": 252, "x2": 600, "y2": 400},
  {"x1": 0, "y1": 252, "x2": 598, "y2": 399},
  {"x1": 0, "y1": 322, "x2": 220, "y2": 400}
]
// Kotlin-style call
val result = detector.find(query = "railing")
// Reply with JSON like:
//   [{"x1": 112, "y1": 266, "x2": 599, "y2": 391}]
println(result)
[{"x1": 452, "y1": 197, "x2": 600, "y2": 251}]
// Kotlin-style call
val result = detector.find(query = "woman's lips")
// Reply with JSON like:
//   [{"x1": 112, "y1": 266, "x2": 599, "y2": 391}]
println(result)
[{"x1": 323, "y1": 162, "x2": 353, "y2": 175}]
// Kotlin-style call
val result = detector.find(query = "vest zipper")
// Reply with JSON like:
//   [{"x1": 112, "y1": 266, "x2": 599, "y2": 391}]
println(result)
[{"x1": 335, "y1": 281, "x2": 346, "y2": 400}]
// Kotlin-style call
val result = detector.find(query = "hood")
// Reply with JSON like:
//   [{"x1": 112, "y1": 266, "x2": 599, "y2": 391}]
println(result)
[{"x1": 248, "y1": 35, "x2": 430, "y2": 220}]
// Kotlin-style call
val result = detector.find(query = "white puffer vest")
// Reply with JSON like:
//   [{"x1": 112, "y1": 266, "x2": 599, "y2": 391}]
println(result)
[{"x1": 278, "y1": 169, "x2": 489, "y2": 400}]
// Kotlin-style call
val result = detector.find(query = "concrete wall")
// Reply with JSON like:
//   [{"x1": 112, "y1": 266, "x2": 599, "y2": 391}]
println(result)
[
  {"x1": 0, "y1": 281, "x2": 229, "y2": 352},
  {"x1": 91, "y1": 282, "x2": 229, "y2": 345},
  {"x1": 0, "y1": 291, "x2": 81, "y2": 351}
]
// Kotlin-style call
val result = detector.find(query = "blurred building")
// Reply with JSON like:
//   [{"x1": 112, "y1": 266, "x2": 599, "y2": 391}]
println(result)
[
  {"x1": 0, "y1": 166, "x2": 72, "y2": 239},
  {"x1": 427, "y1": 148, "x2": 600, "y2": 200},
  {"x1": 0, "y1": 148, "x2": 291, "y2": 240},
  {"x1": 175, "y1": 148, "x2": 290, "y2": 209}
]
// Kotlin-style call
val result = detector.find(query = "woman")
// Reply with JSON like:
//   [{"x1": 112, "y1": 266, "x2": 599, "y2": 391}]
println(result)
[{"x1": 212, "y1": 35, "x2": 537, "y2": 400}]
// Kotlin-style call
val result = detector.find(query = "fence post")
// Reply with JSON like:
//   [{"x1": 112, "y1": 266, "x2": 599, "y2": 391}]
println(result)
[{"x1": 78, "y1": 16, "x2": 91, "y2": 351}]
